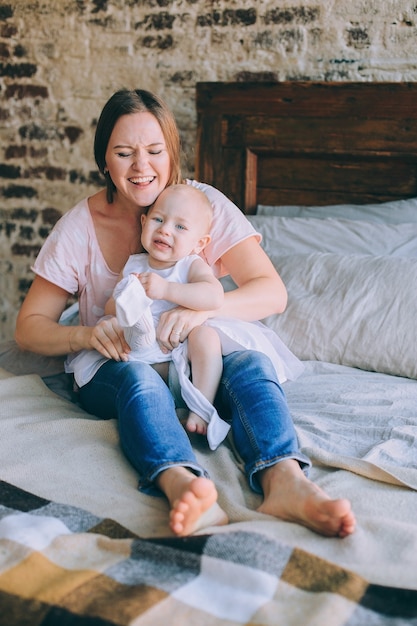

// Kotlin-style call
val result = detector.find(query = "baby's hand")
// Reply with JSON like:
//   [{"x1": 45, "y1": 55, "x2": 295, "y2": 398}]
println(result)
[{"x1": 135, "y1": 272, "x2": 167, "y2": 300}]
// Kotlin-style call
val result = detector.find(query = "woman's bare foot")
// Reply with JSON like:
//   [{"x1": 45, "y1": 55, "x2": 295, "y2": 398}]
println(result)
[
  {"x1": 186, "y1": 412, "x2": 208, "y2": 436},
  {"x1": 257, "y1": 459, "x2": 356, "y2": 538},
  {"x1": 157, "y1": 467, "x2": 228, "y2": 536}
]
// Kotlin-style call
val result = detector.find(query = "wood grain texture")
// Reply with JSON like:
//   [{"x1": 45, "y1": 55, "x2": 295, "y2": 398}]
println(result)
[{"x1": 196, "y1": 82, "x2": 417, "y2": 213}]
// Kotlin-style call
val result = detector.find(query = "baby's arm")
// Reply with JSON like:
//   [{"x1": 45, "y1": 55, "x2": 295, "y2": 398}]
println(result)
[
  {"x1": 104, "y1": 296, "x2": 116, "y2": 316},
  {"x1": 139, "y1": 258, "x2": 224, "y2": 311},
  {"x1": 104, "y1": 269, "x2": 123, "y2": 317}
]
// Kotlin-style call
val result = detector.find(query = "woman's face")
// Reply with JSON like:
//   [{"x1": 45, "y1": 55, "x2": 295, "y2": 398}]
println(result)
[{"x1": 105, "y1": 111, "x2": 171, "y2": 209}]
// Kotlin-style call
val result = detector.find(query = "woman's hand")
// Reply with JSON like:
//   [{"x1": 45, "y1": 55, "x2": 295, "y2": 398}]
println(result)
[
  {"x1": 73, "y1": 315, "x2": 131, "y2": 361},
  {"x1": 156, "y1": 307, "x2": 210, "y2": 351}
]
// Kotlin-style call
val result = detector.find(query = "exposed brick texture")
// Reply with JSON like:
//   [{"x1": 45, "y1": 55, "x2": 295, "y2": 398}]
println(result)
[{"x1": 1, "y1": 0, "x2": 417, "y2": 340}]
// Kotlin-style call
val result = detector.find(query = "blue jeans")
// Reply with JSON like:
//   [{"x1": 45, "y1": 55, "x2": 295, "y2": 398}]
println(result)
[{"x1": 78, "y1": 350, "x2": 310, "y2": 494}]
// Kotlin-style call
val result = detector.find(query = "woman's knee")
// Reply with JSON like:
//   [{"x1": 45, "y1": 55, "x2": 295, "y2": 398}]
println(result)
[
  {"x1": 223, "y1": 350, "x2": 276, "y2": 382},
  {"x1": 89, "y1": 361, "x2": 173, "y2": 411},
  {"x1": 116, "y1": 360, "x2": 166, "y2": 392}
]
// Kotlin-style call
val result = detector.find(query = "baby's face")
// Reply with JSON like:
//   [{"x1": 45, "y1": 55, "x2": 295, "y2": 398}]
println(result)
[{"x1": 140, "y1": 188, "x2": 211, "y2": 267}]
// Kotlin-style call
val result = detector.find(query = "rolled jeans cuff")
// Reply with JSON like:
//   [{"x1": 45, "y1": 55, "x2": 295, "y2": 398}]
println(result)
[
  {"x1": 138, "y1": 461, "x2": 211, "y2": 496},
  {"x1": 248, "y1": 452, "x2": 312, "y2": 494}
]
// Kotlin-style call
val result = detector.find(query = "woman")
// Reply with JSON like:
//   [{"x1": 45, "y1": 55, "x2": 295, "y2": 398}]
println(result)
[{"x1": 15, "y1": 89, "x2": 355, "y2": 538}]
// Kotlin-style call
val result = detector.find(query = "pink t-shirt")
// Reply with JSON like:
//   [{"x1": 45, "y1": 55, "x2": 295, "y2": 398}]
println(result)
[{"x1": 32, "y1": 180, "x2": 261, "y2": 328}]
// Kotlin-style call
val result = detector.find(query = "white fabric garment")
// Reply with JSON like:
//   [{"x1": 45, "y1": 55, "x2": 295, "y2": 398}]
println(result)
[{"x1": 114, "y1": 275, "x2": 155, "y2": 349}]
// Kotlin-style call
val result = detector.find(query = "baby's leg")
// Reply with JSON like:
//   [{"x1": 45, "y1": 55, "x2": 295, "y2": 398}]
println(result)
[{"x1": 186, "y1": 326, "x2": 223, "y2": 435}]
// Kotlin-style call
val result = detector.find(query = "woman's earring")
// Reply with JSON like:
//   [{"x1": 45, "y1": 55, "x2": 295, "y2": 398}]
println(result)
[{"x1": 104, "y1": 167, "x2": 108, "y2": 175}]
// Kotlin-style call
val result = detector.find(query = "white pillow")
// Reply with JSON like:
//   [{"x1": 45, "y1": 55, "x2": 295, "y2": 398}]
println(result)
[
  {"x1": 263, "y1": 253, "x2": 417, "y2": 379},
  {"x1": 257, "y1": 197, "x2": 417, "y2": 223},
  {"x1": 248, "y1": 215, "x2": 417, "y2": 258}
]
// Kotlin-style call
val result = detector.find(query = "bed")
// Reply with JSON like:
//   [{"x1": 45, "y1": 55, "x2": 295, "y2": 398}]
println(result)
[{"x1": 1, "y1": 81, "x2": 417, "y2": 625}]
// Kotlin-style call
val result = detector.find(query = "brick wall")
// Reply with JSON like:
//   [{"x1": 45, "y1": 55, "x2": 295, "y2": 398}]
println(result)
[{"x1": 1, "y1": 0, "x2": 417, "y2": 341}]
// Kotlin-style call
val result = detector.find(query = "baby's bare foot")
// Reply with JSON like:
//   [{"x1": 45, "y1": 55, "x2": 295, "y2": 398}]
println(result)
[
  {"x1": 257, "y1": 460, "x2": 356, "y2": 538},
  {"x1": 169, "y1": 476, "x2": 228, "y2": 536},
  {"x1": 186, "y1": 412, "x2": 208, "y2": 436}
]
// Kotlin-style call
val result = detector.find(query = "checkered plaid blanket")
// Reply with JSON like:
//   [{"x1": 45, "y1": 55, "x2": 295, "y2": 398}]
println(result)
[{"x1": 0, "y1": 481, "x2": 416, "y2": 626}]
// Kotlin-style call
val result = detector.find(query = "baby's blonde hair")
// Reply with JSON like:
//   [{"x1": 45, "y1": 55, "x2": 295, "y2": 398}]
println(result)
[{"x1": 149, "y1": 183, "x2": 213, "y2": 235}]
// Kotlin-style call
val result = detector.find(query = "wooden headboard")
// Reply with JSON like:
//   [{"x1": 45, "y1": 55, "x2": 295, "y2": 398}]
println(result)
[{"x1": 195, "y1": 81, "x2": 417, "y2": 214}]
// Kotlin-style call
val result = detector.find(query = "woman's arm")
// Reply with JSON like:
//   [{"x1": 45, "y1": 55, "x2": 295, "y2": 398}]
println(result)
[
  {"x1": 15, "y1": 276, "x2": 75, "y2": 355},
  {"x1": 215, "y1": 236, "x2": 287, "y2": 320},
  {"x1": 15, "y1": 275, "x2": 129, "y2": 360}
]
